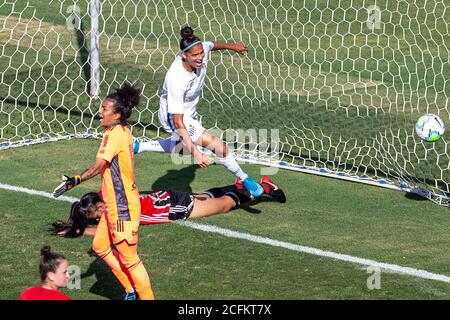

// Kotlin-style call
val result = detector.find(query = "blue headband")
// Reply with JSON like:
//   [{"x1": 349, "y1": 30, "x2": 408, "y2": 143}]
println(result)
[{"x1": 181, "y1": 40, "x2": 202, "y2": 52}]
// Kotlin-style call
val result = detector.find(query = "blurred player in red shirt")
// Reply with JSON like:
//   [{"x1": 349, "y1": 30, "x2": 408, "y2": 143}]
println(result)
[{"x1": 19, "y1": 245, "x2": 71, "y2": 300}]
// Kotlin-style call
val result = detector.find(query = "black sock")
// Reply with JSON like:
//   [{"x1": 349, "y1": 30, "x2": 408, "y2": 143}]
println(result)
[
  {"x1": 224, "y1": 190, "x2": 252, "y2": 207},
  {"x1": 206, "y1": 185, "x2": 240, "y2": 198}
]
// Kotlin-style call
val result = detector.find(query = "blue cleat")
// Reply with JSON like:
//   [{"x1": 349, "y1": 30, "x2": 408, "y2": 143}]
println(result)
[
  {"x1": 242, "y1": 176, "x2": 264, "y2": 198},
  {"x1": 132, "y1": 138, "x2": 140, "y2": 154},
  {"x1": 123, "y1": 289, "x2": 138, "y2": 300}
]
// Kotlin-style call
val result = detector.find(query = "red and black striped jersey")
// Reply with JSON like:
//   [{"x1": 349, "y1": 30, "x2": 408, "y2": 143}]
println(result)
[{"x1": 139, "y1": 190, "x2": 172, "y2": 225}]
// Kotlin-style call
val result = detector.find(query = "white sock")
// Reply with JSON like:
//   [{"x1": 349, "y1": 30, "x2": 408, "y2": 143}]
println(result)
[
  {"x1": 217, "y1": 153, "x2": 248, "y2": 181},
  {"x1": 139, "y1": 138, "x2": 176, "y2": 153}
]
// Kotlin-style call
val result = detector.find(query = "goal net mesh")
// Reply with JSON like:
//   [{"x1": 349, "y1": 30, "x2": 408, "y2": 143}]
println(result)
[{"x1": 0, "y1": 0, "x2": 448, "y2": 205}]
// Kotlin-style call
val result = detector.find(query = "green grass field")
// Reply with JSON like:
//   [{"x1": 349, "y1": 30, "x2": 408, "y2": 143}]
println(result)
[
  {"x1": 0, "y1": 0, "x2": 448, "y2": 202},
  {"x1": 1, "y1": 139, "x2": 450, "y2": 300},
  {"x1": 0, "y1": 0, "x2": 449, "y2": 300}
]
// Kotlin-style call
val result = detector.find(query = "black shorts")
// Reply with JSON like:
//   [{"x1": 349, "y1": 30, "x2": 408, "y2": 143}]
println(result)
[{"x1": 167, "y1": 190, "x2": 195, "y2": 220}]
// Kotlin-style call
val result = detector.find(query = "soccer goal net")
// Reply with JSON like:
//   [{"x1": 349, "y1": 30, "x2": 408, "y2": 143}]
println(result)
[{"x1": 0, "y1": 0, "x2": 449, "y2": 205}]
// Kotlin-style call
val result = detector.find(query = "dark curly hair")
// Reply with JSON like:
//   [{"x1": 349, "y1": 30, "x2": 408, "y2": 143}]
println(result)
[
  {"x1": 179, "y1": 26, "x2": 202, "y2": 52},
  {"x1": 51, "y1": 192, "x2": 103, "y2": 238},
  {"x1": 106, "y1": 82, "x2": 140, "y2": 124},
  {"x1": 39, "y1": 245, "x2": 66, "y2": 281}
]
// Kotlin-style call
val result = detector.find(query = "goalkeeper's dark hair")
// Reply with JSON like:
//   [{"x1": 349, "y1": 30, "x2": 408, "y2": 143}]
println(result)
[
  {"x1": 39, "y1": 245, "x2": 66, "y2": 281},
  {"x1": 180, "y1": 26, "x2": 202, "y2": 52},
  {"x1": 51, "y1": 192, "x2": 103, "y2": 238},
  {"x1": 106, "y1": 82, "x2": 140, "y2": 124}
]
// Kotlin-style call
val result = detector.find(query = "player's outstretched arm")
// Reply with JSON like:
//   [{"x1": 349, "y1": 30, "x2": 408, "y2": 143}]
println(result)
[
  {"x1": 211, "y1": 41, "x2": 248, "y2": 55},
  {"x1": 53, "y1": 157, "x2": 106, "y2": 198}
]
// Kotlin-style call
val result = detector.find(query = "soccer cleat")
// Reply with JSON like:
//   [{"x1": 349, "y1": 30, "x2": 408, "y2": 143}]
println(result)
[
  {"x1": 260, "y1": 176, "x2": 286, "y2": 203},
  {"x1": 123, "y1": 289, "x2": 138, "y2": 300},
  {"x1": 234, "y1": 177, "x2": 244, "y2": 190},
  {"x1": 260, "y1": 176, "x2": 275, "y2": 186},
  {"x1": 132, "y1": 138, "x2": 140, "y2": 154},
  {"x1": 242, "y1": 176, "x2": 264, "y2": 198}
]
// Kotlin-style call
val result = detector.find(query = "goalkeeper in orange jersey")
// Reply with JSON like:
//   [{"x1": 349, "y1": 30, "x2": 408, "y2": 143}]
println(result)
[
  {"x1": 52, "y1": 176, "x2": 286, "y2": 238},
  {"x1": 52, "y1": 83, "x2": 154, "y2": 300}
]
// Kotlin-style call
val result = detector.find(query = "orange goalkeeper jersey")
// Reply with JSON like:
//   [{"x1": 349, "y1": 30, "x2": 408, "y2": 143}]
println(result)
[{"x1": 96, "y1": 124, "x2": 141, "y2": 221}]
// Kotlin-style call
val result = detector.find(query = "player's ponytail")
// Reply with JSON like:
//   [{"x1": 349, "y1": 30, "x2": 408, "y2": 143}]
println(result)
[
  {"x1": 68, "y1": 201, "x2": 89, "y2": 237},
  {"x1": 180, "y1": 26, "x2": 202, "y2": 52},
  {"x1": 51, "y1": 192, "x2": 102, "y2": 237},
  {"x1": 106, "y1": 82, "x2": 140, "y2": 124},
  {"x1": 39, "y1": 245, "x2": 66, "y2": 281}
]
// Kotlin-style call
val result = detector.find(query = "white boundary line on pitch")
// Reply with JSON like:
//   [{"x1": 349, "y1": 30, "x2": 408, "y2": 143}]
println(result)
[{"x1": 2, "y1": 181, "x2": 450, "y2": 284}]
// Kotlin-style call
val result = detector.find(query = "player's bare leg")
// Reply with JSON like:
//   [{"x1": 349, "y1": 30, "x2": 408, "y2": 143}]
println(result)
[{"x1": 188, "y1": 196, "x2": 236, "y2": 218}]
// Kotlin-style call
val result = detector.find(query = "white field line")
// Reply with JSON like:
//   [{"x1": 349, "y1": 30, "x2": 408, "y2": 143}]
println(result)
[
  {"x1": 1, "y1": 181, "x2": 450, "y2": 284},
  {"x1": 0, "y1": 182, "x2": 78, "y2": 203}
]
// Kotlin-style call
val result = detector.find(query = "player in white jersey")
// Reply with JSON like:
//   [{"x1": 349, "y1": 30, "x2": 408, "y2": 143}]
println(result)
[{"x1": 135, "y1": 26, "x2": 264, "y2": 197}]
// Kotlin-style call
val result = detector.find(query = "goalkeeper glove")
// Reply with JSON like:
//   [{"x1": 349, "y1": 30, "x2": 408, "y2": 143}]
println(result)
[{"x1": 53, "y1": 175, "x2": 81, "y2": 198}]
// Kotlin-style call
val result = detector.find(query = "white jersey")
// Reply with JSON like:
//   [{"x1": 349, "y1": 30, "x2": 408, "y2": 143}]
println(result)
[{"x1": 159, "y1": 41, "x2": 214, "y2": 129}]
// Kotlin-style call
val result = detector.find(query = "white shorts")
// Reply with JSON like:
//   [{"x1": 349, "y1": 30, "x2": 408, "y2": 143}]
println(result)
[{"x1": 160, "y1": 113, "x2": 206, "y2": 143}]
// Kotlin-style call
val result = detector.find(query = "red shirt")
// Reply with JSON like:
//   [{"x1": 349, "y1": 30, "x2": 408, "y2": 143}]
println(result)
[
  {"x1": 99, "y1": 190, "x2": 172, "y2": 225},
  {"x1": 139, "y1": 191, "x2": 172, "y2": 225},
  {"x1": 19, "y1": 286, "x2": 71, "y2": 300}
]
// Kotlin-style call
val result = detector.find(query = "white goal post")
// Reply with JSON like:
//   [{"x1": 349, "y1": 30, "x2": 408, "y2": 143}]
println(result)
[{"x1": 0, "y1": 0, "x2": 448, "y2": 205}]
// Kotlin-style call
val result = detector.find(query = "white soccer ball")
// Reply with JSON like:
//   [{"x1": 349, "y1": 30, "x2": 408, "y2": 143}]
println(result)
[{"x1": 415, "y1": 114, "x2": 445, "y2": 142}]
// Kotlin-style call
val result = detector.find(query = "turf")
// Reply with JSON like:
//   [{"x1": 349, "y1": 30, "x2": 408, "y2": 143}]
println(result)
[
  {"x1": 0, "y1": 0, "x2": 449, "y2": 300},
  {"x1": 0, "y1": 0, "x2": 448, "y2": 200},
  {"x1": 0, "y1": 139, "x2": 450, "y2": 300}
]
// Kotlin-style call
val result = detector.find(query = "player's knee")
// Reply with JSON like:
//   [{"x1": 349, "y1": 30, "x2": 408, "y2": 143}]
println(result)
[
  {"x1": 222, "y1": 143, "x2": 229, "y2": 156},
  {"x1": 120, "y1": 255, "x2": 141, "y2": 271},
  {"x1": 215, "y1": 141, "x2": 228, "y2": 158},
  {"x1": 223, "y1": 200, "x2": 235, "y2": 212},
  {"x1": 91, "y1": 238, "x2": 109, "y2": 257}
]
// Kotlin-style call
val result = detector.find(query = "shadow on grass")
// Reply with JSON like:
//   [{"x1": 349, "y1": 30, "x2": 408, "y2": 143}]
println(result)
[
  {"x1": 143, "y1": 164, "x2": 198, "y2": 194},
  {"x1": 237, "y1": 193, "x2": 288, "y2": 215},
  {"x1": 404, "y1": 192, "x2": 429, "y2": 201},
  {"x1": 238, "y1": 205, "x2": 262, "y2": 214},
  {"x1": 80, "y1": 249, "x2": 123, "y2": 300}
]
